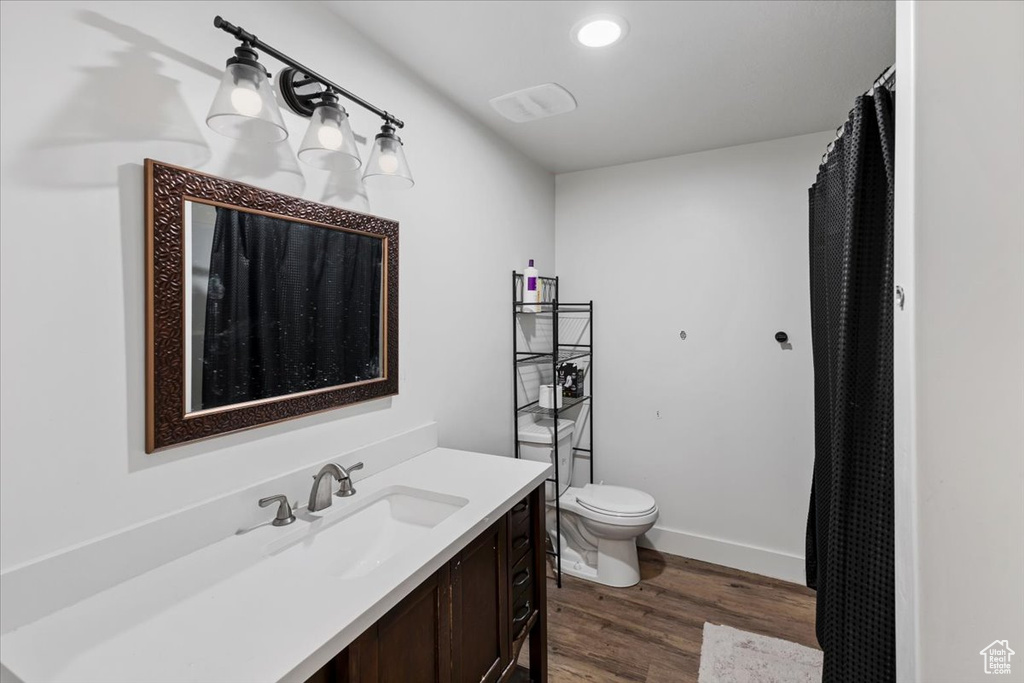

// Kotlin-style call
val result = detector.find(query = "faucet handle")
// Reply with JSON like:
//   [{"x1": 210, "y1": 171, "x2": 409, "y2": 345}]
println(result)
[
  {"x1": 258, "y1": 494, "x2": 296, "y2": 527},
  {"x1": 336, "y1": 462, "x2": 364, "y2": 498}
]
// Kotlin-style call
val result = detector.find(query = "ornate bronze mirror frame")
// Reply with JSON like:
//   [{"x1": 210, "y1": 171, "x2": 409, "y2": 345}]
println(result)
[{"x1": 145, "y1": 159, "x2": 398, "y2": 452}]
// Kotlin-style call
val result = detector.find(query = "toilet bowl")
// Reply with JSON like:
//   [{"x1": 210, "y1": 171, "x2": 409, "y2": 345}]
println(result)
[
  {"x1": 518, "y1": 418, "x2": 659, "y2": 588},
  {"x1": 552, "y1": 484, "x2": 658, "y2": 587}
]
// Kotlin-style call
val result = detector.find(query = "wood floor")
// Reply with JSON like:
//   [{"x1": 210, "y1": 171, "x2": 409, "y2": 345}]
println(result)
[{"x1": 528, "y1": 548, "x2": 818, "y2": 682}]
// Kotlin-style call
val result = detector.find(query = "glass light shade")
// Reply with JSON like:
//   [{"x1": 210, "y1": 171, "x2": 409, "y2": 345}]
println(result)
[
  {"x1": 363, "y1": 129, "x2": 414, "y2": 189},
  {"x1": 297, "y1": 104, "x2": 361, "y2": 170},
  {"x1": 206, "y1": 62, "x2": 288, "y2": 143}
]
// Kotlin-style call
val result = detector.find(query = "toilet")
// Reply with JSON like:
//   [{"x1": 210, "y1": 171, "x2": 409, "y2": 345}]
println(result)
[{"x1": 518, "y1": 418, "x2": 659, "y2": 588}]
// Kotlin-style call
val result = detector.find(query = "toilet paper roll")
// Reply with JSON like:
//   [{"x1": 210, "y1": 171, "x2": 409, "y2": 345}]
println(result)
[{"x1": 539, "y1": 384, "x2": 563, "y2": 409}]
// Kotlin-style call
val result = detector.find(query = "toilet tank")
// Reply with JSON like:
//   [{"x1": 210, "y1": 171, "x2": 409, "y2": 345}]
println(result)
[{"x1": 517, "y1": 418, "x2": 574, "y2": 495}]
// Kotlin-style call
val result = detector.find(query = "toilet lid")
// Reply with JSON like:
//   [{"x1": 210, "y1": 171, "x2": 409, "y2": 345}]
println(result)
[{"x1": 575, "y1": 484, "x2": 657, "y2": 517}]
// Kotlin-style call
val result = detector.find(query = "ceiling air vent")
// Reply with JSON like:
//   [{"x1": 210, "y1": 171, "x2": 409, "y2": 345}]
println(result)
[{"x1": 489, "y1": 83, "x2": 577, "y2": 123}]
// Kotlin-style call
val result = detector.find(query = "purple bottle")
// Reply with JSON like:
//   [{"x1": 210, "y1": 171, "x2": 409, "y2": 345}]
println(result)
[{"x1": 524, "y1": 259, "x2": 540, "y2": 313}]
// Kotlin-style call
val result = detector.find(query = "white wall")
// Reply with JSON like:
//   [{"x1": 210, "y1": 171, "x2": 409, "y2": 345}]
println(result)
[
  {"x1": 896, "y1": 2, "x2": 1024, "y2": 680},
  {"x1": 555, "y1": 131, "x2": 832, "y2": 582},
  {"x1": 0, "y1": 1, "x2": 553, "y2": 570}
]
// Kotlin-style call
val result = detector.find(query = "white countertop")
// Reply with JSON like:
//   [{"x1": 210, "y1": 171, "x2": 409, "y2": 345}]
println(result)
[{"x1": 0, "y1": 448, "x2": 550, "y2": 683}]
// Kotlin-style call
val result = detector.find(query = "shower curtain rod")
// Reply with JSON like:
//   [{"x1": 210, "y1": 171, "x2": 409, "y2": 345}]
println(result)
[{"x1": 821, "y1": 64, "x2": 895, "y2": 164}]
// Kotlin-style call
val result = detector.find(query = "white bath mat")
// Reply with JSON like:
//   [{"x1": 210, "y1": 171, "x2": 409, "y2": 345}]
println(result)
[{"x1": 698, "y1": 623, "x2": 823, "y2": 683}]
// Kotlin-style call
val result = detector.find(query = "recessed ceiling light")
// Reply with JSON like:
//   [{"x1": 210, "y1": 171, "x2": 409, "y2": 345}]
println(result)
[{"x1": 572, "y1": 15, "x2": 628, "y2": 48}]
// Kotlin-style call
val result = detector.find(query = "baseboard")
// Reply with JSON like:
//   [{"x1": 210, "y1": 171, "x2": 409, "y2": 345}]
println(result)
[{"x1": 638, "y1": 525, "x2": 806, "y2": 585}]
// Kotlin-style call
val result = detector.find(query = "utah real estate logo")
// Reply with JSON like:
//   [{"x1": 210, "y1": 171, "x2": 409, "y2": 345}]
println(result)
[{"x1": 980, "y1": 640, "x2": 1015, "y2": 675}]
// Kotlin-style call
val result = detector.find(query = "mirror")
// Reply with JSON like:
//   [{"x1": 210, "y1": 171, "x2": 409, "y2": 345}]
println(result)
[
  {"x1": 184, "y1": 200, "x2": 384, "y2": 412},
  {"x1": 146, "y1": 160, "x2": 398, "y2": 452}
]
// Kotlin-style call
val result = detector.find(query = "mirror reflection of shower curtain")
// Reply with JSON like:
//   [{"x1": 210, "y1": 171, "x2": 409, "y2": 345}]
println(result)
[
  {"x1": 805, "y1": 84, "x2": 895, "y2": 682},
  {"x1": 201, "y1": 208, "x2": 383, "y2": 410}
]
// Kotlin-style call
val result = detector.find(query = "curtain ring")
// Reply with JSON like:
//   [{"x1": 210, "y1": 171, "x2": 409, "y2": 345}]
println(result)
[{"x1": 874, "y1": 65, "x2": 893, "y2": 89}]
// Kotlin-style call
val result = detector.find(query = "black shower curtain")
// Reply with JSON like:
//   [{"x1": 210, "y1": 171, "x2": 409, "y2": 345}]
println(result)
[
  {"x1": 202, "y1": 208, "x2": 382, "y2": 410},
  {"x1": 805, "y1": 84, "x2": 895, "y2": 682}
]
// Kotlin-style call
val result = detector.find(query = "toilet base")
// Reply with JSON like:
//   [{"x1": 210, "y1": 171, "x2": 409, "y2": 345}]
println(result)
[
  {"x1": 550, "y1": 536, "x2": 642, "y2": 588},
  {"x1": 543, "y1": 487, "x2": 657, "y2": 589}
]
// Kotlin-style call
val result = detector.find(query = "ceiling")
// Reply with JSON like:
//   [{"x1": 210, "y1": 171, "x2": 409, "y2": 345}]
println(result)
[{"x1": 324, "y1": 1, "x2": 895, "y2": 174}]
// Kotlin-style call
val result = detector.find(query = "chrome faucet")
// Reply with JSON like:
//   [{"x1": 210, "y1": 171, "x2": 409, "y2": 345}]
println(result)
[{"x1": 307, "y1": 462, "x2": 364, "y2": 512}]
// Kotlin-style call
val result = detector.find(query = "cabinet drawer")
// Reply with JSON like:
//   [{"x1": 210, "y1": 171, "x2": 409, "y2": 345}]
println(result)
[
  {"x1": 510, "y1": 584, "x2": 533, "y2": 638},
  {"x1": 509, "y1": 496, "x2": 529, "y2": 525},
  {"x1": 509, "y1": 524, "x2": 532, "y2": 567},
  {"x1": 509, "y1": 497, "x2": 530, "y2": 536},
  {"x1": 510, "y1": 550, "x2": 533, "y2": 603}
]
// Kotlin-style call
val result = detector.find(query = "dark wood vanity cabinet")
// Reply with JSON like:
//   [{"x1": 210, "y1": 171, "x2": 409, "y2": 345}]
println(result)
[
  {"x1": 306, "y1": 485, "x2": 547, "y2": 683},
  {"x1": 347, "y1": 566, "x2": 453, "y2": 681},
  {"x1": 451, "y1": 519, "x2": 508, "y2": 681}
]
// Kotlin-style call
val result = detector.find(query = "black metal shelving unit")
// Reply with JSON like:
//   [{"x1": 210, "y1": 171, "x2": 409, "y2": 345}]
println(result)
[{"x1": 512, "y1": 272, "x2": 593, "y2": 588}]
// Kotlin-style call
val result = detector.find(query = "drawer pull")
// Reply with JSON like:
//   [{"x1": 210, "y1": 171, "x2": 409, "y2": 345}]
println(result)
[
  {"x1": 511, "y1": 535, "x2": 530, "y2": 552},
  {"x1": 511, "y1": 500, "x2": 528, "y2": 513},
  {"x1": 513, "y1": 569, "x2": 531, "y2": 588},
  {"x1": 513, "y1": 601, "x2": 531, "y2": 624}
]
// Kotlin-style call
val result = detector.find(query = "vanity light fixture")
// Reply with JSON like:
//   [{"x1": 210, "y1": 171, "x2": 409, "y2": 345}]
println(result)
[
  {"x1": 206, "y1": 43, "x2": 288, "y2": 142},
  {"x1": 364, "y1": 122, "x2": 414, "y2": 189},
  {"x1": 572, "y1": 15, "x2": 629, "y2": 48},
  {"x1": 296, "y1": 91, "x2": 361, "y2": 170},
  {"x1": 207, "y1": 16, "x2": 413, "y2": 187}
]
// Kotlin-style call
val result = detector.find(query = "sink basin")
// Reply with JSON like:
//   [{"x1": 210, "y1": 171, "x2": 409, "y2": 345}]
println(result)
[{"x1": 267, "y1": 486, "x2": 468, "y2": 579}]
